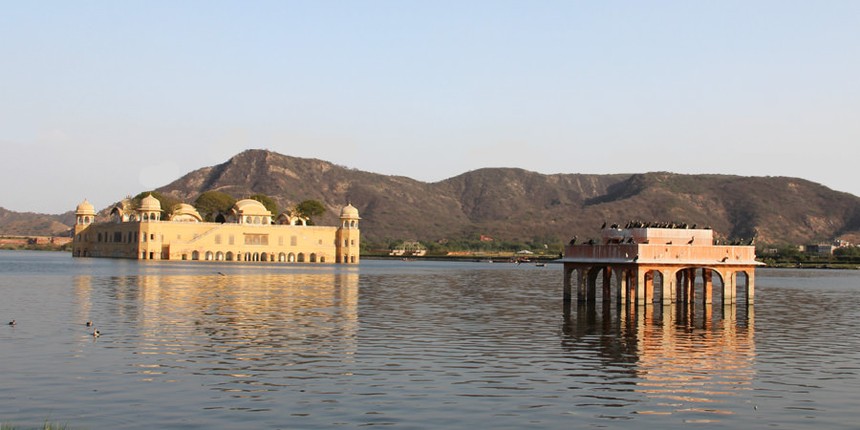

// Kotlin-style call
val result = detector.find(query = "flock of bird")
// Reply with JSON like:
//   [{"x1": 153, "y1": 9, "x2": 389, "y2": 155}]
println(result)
[
  {"x1": 8, "y1": 319, "x2": 100, "y2": 338},
  {"x1": 566, "y1": 221, "x2": 756, "y2": 246},
  {"x1": 601, "y1": 220, "x2": 711, "y2": 230}
]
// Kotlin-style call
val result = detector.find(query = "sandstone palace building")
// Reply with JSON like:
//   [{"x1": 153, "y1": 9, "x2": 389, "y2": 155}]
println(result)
[{"x1": 72, "y1": 195, "x2": 360, "y2": 264}]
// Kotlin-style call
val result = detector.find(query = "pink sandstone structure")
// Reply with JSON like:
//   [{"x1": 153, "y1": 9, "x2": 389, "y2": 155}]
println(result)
[{"x1": 561, "y1": 224, "x2": 763, "y2": 306}]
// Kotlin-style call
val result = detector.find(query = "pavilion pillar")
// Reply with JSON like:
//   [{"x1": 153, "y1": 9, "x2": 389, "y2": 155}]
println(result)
[
  {"x1": 587, "y1": 267, "x2": 598, "y2": 303},
  {"x1": 683, "y1": 269, "x2": 692, "y2": 305},
  {"x1": 662, "y1": 269, "x2": 674, "y2": 305},
  {"x1": 689, "y1": 268, "x2": 698, "y2": 305},
  {"x1": 577, "y1": 267, "x2": 589, "y2": 303},
  {"x1": 563, "y1": 265, "x2": 573, "y2": 303},
  {"x1": 703, "y1": 269, "x2": 713, "y2": 304},
  {"x1": 602, "y1": 267, "x2": 612, "y2": 303},
  {"x1": 636, "y1": 269, "x2": 646, "y2": 306},
  {"x1": 618, "y1": 269, "x2": 627, "y2": 306},
  {"x1": 643, "y1": 270, "x2": 655, "y2": 305},
  {"x1": 747, "y1": 271, "x2": 756, "y2": 304},
  {"x1": 676, "y1": 270, "x2": 684, "y2": 303},
  {"x1": 725, "y1": 270, "x2": 736, "y2": 305}
]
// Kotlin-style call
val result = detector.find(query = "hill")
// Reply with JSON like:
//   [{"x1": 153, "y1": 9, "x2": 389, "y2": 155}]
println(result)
[
  {"x1": 3, "y1": 149, "x2": 859, "y2": 247},
  {"x1": 0, "y1": 207, "x2": 75, "y2": 236}
]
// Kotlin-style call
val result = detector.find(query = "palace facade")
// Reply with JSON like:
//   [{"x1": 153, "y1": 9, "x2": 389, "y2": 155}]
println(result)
[{"x1": 72, "y1": 195, "x2": 360, "y2": 264}]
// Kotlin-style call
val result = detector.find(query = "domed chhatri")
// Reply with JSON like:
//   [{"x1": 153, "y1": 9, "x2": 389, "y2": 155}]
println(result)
[
  {"x1": 75, "y1": 199, "x2": 96, "y2": 226},
  {"x1": 138, "y1": 194, "x2": 161, "y2": 211},
  {"x1": 340, "y1": 203, "x2": 360, "y2": 219},
  {"x1": 71, "y1": 197, "x2": 360, "y2": 265},
  {"x1": 76, "y1": 199, "x2": 95, "y2": 215}
]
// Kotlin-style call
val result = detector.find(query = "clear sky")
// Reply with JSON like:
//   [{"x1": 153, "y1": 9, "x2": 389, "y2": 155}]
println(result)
[{"x1": 2, "y1": 1, "x2": 859, "y2": 214}]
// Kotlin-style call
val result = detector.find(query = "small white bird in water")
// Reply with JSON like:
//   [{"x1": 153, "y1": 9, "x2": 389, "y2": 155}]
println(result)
[
  {"x1": 86, "y1": 321, "x2": 93, "y2": 327},
  {"x1": 8, "y1": 320, "x2": 15, "y2": 326},
  {"x1": 92, "y1": 328, "x2": 100, "y2": 338}
]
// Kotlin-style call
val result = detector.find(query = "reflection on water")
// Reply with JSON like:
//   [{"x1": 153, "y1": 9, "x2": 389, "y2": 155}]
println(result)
[
  {"x1": 1, "y1": 252, "x2": 859, "y2": 429},
  {"x1": 72, "y1": 270, "x2": 359, "y2": 411},
  {"x1": 562, "y1": 302, "x2": 754, "y2": 421}
]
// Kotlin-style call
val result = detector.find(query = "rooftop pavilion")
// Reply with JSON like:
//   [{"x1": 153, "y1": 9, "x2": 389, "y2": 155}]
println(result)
[{"x1": 561, "y1": 224, "x2": 763, "y2": 307}]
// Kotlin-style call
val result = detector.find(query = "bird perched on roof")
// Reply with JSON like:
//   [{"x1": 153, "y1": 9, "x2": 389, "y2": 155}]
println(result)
[
  {"x1": 601, "y1": 221, "x2": 607, "y2": 229},
  {"x1": 569, "y1": 236, "x2": 577, "y2": 245},
  {"x1": 688, "y1": 237, "x2": 695, "y2": 244}
]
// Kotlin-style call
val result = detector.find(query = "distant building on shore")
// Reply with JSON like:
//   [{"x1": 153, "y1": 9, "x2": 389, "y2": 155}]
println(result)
[{"x1": 72, "y1": 195, "x2": 360, "y2": 264}]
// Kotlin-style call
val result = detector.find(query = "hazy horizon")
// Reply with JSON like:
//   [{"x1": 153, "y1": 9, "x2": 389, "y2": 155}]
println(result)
[{"x1": 3, "y1": 1, "x2": 859, "y2": 213}]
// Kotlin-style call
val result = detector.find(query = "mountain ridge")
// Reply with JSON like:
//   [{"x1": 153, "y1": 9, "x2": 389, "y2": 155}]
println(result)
[{"x1": 3, "y1": 149, "x2": 859, "y2": 246}]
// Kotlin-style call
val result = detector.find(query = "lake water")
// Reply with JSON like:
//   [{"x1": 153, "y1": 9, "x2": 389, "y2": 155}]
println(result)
[{"x1": 1, "y1": 250, "x2": 859, "y2": 429}]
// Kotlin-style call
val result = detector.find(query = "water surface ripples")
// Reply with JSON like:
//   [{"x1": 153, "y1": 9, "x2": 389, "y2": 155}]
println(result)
[{"x1": 1, "y1": 252, "x2": 859, "y2": 429}]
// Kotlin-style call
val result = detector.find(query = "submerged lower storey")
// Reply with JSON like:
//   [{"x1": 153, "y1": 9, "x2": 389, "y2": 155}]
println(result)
[{"x1": 563, "y1": 262, "x2": 756, "y2": 306}]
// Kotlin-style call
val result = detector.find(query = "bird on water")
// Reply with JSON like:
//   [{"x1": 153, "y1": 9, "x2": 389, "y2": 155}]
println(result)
[
  {"x1": 92, "y1": 328, "x2": 100, "y2": 338},
  {"x1": 8, "y1": 320, "x2": 15, "y2": 326},
  {"x1": 86, "y1": 321, "x2": 93, "y2": 327}
]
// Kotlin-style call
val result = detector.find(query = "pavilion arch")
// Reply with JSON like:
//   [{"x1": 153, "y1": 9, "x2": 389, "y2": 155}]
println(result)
[
  {"x1": 205, "y1": 251, "x2": 214, "y2": 261},
  {"x1": 288, "y1": 252, "x2": 296, "y2": 262},
  {"x1": 585, "y1": 265, "x2": 613, "y2": 303},
  {"x1": 261, "y1": 253, "x2": 268, "y2": 262},
  {"x1": 215, "y1": 251, "x2": 224, "y2": 261},
  {"x1": 735, "y1": 270, "x2": 752, "y2": 305},
  {"x1": 244, "y1": 252, "x2": 252, "y2": 262},
  {"x1": 667, "y1": 266, "x2": 729, "y2": 306},
  {"x1": 226, "y1": 251, "x2": 234, "y2": 261},
  {"x1": 643, "y1": 269, "x2": 664, "y2": 304},
  {"x1": 278, "y1": 252, "x2": 286, "y2": 262},
  {"x1": 310, "y1": 253, "x2": 317, "y2": 263},
  {"x1": 192, "y1": 250, "x2": 200, "y2": 260},
  {"x1": 297, "y1": 253, "x2": 306, "y2": 263}
]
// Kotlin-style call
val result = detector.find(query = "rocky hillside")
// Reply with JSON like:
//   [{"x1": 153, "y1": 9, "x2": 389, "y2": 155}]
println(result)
[
  {"x1": 4, "y1": 149, "x2": 860, "y2": 246},
  {"x1": 0, "y1": 207, "x2": 75, "y2": 236}
]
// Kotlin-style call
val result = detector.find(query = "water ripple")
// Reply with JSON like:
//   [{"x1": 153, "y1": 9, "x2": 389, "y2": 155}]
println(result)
[{"x1": 1, "y1": 254, "x2": 860, "y2": 428}]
